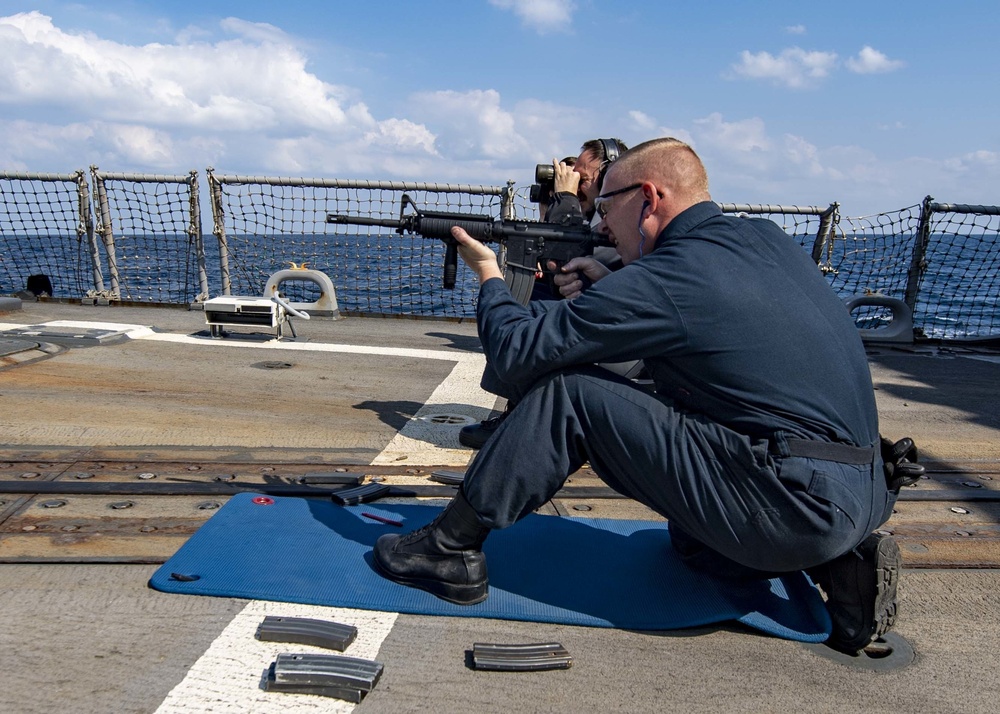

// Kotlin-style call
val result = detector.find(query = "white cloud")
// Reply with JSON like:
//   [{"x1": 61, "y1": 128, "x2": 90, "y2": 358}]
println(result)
[
  {"x1": 617, "y1": 110, "x2": 997, "y2": 213},
  {"x1": 105, "y1": 124, "x2": 174, "y2": 166},
  {"x1": 0, "y1": 11, "x2": 585, "y2": 182},
  {"x1": 846, "y1": 46, "x2": 905, "y2": 74},
  {"x1": 409, "y1": 89, "x2": 533, "y2": 160},
  {"x1": 0, "y1": 11, "x2": 364, "y2": 132},
  {"x1": 693, "y1": 113, "x2": 771, "y2": 153},
  {"x1": 488, "y1": 0, "x2": 575, "y2": 34},
  {"x1": 364, "y1": 118, "x2": 438, "y2": 155},
  {"x1": 0, "y1": 11, "x2": 452, "y2": 176},
  {"x1": 964, "y1": 149, "x2": 998, "y2": 166},
  {"x1": 656, "y1": 127, "x2": 696, "y2": 147},
  {"x1": 628, "y1": 110, "x2": 657, "y2": 131},
  {"x1": 218, "y1": 16, "x2": 289, "y2": 44},
  {"x1": 785, "y1": 25, "x2": 806, "y2": 35},
  {"x1": 729, "y1": 47, "x2": 838, "y2": 89},
  {"x1": 0, "y1": 12, "x2": 988, "y2": 216}
]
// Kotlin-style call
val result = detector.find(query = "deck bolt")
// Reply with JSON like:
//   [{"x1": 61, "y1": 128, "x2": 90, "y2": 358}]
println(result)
[
  {"x1": 21, "y1": 525, "x2": 36, "y2": 531},
  {"x1": 40, "y1": 500, "x2": 66, "y2": 508},
  {"x1": 19, "y1": 472, "x2": 40, "y2": 479},
  {"x1": 187, "y1": 465, "x2": 202, "y2": 471},
  {"x1": 951, "y1": 507, "x2": 971, "y2": 514},
  {"x1": 875, "y1": 529, "x2": 893, "y2": 536},
  {"x1": 956, "y1": 530, "x2": 972, "y2": 537},
  {"x1": 138, "y1": 472, "x2": 156, "y2": 480},
  {"x1": 961, "y1": 481, "x2": 983, "y2": 489},
  {"x1": 74, "y1": 473, "x2": 95, "y2": 479},
  {"x1": 109, "y1": 501, "x2": 135, "y2": 510},
  {"x1": 572, "y1": 504, "x2": 592, "y2": 512},
  {"x1": 140, "y1": 525, "x2": 157, "y2": 533},
  {"x1": 123, "y1": 464, "x2": 138, "y2": 470},
  {"x1": 197, "y1": 501, "x2": 221, "y2": 510},
  {"x1": 60, "y1": 525, "x2": 79, "y2": 532}
]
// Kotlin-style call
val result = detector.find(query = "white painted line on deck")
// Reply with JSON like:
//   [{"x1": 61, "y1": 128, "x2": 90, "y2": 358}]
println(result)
[
  {"x1": 372, "y1": 354, "x2": 491, "y2": 465},
  {"x1": 0, "y1": 319, "x2": 478, "y2": 363},
  {"x1": 141, "y1": 329, "x2": 479, "y2": 363},
  {"x1": 124, "y1": 316, "x2": 496, "y2": 712},
  {"x1": 0, "y1": 319, "x2": 155, "y2": 338},
  {"x1": 154, "y1": 602, "x2": 398, "y2": 713}
]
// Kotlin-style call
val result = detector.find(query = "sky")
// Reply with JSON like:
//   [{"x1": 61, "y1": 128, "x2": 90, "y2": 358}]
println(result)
[{"x1": 0, "y1": 0, "x2": 997, "y2": 217}]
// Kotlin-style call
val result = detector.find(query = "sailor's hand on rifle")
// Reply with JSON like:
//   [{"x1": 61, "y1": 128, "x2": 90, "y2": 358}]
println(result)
[
  {"x1": 554, "y1": 159, "x2": 580, "y2": 196},
  {"x1": 452, "y1": 226, "x2": 504, "y2": 284},
  {"x1": 550, "y1": 256, "x2": 611, "y2": 299}
]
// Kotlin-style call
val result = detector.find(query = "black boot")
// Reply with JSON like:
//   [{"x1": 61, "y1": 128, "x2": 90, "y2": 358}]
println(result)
[
  {"x1": 808, "y1": 532, "x2": 901, "y2": 654},
  {"x1": 373, "y1": 490, "x2": 491, "y2": 605},
  {"x1": 459, "y1": 402, "x2": 514, "y2": 449}
]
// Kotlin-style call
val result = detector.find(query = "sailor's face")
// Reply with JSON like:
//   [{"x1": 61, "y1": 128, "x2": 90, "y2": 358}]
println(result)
[
  {"x1": 596, "y1": 177, "x2": 645, "y2": 265},
  {"x1": 573, "y1": 150, "x2": 602, "y2": 218}
]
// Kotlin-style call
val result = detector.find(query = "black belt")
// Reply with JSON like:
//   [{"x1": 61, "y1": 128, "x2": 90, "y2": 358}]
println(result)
[{"x1": 783, "y1": 438, "x2": 876, "y2": 465}]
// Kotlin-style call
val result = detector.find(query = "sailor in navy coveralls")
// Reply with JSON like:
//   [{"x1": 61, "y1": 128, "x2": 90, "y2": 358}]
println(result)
[{"x1": 373, "y1": 137, "x2": 900, "y2": 654}]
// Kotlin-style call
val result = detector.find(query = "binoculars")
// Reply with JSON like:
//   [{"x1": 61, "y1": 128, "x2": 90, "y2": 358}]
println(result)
[{"x1": 528, "y1": 163, "x2": 556, "y2": 204}]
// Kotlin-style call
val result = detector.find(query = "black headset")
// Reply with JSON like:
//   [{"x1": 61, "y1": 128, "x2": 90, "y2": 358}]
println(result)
[
  {"x1": 597, "y1": 138, "x2": 625, "y2": 189},
  {"x1": 599, "y1": 138, "x2": 623, "y2": 164}
]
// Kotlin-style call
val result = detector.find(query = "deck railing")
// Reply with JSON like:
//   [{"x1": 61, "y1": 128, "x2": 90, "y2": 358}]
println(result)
[{"x1": 1, "y1": 169, "x2": 996, "y2": 339}]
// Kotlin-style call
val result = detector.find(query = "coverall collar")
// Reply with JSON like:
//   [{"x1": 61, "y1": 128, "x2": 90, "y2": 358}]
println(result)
[{"x1": 653, "y1": 201, "x2": 723, "y2": 251}]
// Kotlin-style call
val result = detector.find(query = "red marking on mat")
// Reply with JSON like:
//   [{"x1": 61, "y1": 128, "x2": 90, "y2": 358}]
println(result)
[
  {"x1": 252, "y1": 496, "x2": 275, "y2": 505},
  {"x1": 361, "y1": 512, "x2": 403, "y2": 527}
]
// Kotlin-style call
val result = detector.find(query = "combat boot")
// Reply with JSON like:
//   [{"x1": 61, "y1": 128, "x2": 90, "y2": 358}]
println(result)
[
  {"x1": 459, "y1": 403, "x2": 513, "y2": 449},
  {"x1": 808, "y1": 532, "x2": 901, "y2": 654},
  {"x1": 373, "y1": 490, "x2": 491, "y2": 605}
]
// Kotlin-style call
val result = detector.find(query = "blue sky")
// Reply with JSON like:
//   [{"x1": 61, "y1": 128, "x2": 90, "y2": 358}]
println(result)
[{"x1": 0, "y1": 0, "x2": 997, "y2": 216}]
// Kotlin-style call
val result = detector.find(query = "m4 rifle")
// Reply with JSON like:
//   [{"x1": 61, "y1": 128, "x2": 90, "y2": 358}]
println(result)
[{"x1": 327, "y1": 194, "x2": 609, "y2": 303}]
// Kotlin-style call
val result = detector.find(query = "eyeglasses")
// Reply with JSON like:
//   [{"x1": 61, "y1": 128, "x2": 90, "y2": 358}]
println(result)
[{"x1": 594, "y1": 183, "x2": 643, "y2": 218}]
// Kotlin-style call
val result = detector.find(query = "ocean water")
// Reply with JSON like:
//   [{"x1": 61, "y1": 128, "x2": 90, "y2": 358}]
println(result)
[{"x1": 4, "y1": 230, "x2": 997, "y2": 339}]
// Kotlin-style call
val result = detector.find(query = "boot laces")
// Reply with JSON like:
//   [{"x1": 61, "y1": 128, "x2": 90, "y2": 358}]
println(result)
[
  {"x1": 397, "y1": 510, "x2": 446, "y2": 546},
  {"x1": 481, "y1": 413, "x2": 507, "y2": 429}
]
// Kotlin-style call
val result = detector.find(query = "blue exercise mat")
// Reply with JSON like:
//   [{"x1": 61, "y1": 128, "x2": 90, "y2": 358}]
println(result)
[{"x1": 150, "y1": 492, "x2": 831, "y2": 642}]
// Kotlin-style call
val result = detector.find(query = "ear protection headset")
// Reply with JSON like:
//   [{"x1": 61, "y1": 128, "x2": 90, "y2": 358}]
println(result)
[{"x1": 597, "y1": 138, "x2": 625, "y2": 189}]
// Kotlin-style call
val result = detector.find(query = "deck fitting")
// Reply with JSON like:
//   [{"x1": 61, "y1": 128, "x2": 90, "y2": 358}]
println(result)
[{"x1": 802, "y1": 631, "x2": 915, "y2": 671}]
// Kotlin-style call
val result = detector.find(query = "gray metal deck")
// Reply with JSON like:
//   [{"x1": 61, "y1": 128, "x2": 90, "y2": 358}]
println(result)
[{"x1": 1, "y1": 299, "x2": 998, "y2": 713}]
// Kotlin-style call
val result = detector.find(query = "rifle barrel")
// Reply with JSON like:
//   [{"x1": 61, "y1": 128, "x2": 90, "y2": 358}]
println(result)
[{"x1": 327, "y1": 214, "x2": 405, "y2": 229}]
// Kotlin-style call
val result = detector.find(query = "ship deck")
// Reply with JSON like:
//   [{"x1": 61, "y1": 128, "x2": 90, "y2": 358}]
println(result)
[{"x1": 2, "y1": 298, "x2": 999, "y2": 713}]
